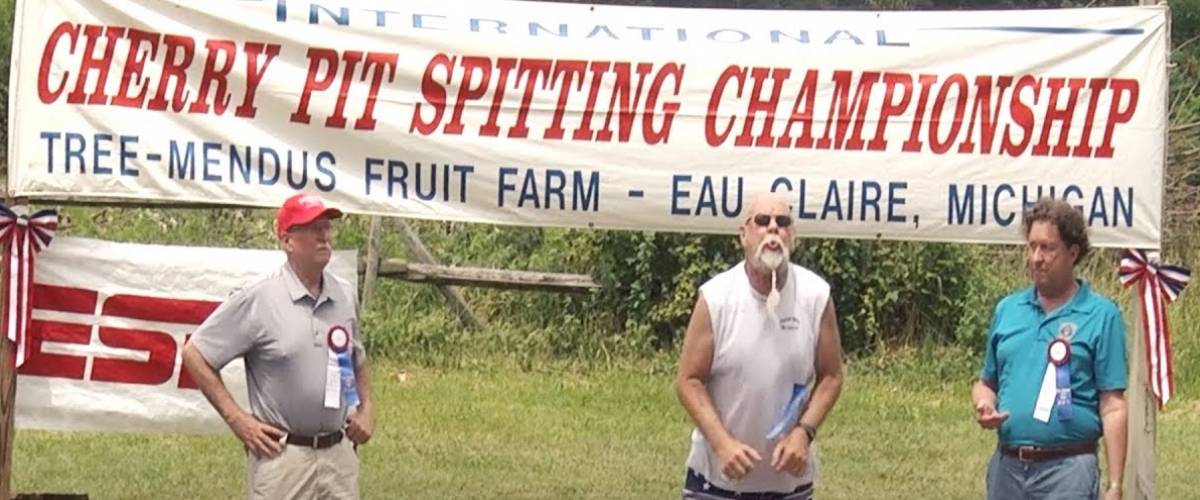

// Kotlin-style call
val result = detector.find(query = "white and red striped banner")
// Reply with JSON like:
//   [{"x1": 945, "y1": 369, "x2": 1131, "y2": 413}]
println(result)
[
  {"x1": 7, "y1": 0, "x2": 1169, "y2": 247},
  {"x1": 0, "y1": 205, "x2": 58, "y2": 368},
  {"x1": 1119, "y1": 248, "x2": 1191, "y2": 406}
]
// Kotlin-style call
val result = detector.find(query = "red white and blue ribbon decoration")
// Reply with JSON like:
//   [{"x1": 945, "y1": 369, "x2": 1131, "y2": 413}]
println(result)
[
  {"x1": 1119, "y1": 249, "x2": 1191, "y2": 407},
  {"x1": 0, "y1": 205, "x2": 58, "y2": 368}
]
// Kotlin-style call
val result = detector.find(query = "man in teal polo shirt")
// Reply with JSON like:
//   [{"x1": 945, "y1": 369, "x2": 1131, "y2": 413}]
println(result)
[{"x1": 972, "y1": 197, "x2": 1128, "y2": 500}]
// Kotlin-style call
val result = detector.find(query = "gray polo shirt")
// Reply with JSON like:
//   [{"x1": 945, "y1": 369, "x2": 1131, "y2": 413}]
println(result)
[{"x1": 192, "y1": 262, "x2": 365, "y2": 436}]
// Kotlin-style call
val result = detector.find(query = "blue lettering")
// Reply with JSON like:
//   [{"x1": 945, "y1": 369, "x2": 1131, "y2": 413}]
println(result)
[
  {"x1": 315, "y1": 151, "x2": 336, "y2": 191},
  {"x1": 65, "y1": 133, "x2": 85, "y2": 174},
  {"x1": 202, "y1": 142, "x2": 222, "y2": 182},
  {"x1": 118, "y1": 135, "x2": 139, "y2": 177},
  {"x1": 671, "y1": 175, "x2": 691, "y2": 215},
  {"x1": 887, "y1": 182, "x2": 907, "y2": 223},
  {"x1": 499, "y1": 167, "x2": 518, "y2": 207},
  {"x1": 168, "y1": 140, "x2": 195, "y2": 180},
  {"x1": 92, "y1": 133, "x2": 113, "y2": 175},
  {"x1": 948, "y1": 184, "x2": 974, "y2": 225}
]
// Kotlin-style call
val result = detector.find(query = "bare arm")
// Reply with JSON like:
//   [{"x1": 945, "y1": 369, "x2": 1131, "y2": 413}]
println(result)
[
  {"x1": 675, "y1": 295, "x2": 760, "y2": 480},
  {"x1": 346, "y1": 356, "x2": 374, "y2": 444},
  {"x1": 1099, "y1": 390, "x2": 1127, "y2": 495},
  {"x1": 354, "y1": 357, "x2": 372, "y2": 411},
  {"x1": 182, "y1": 341, "x2": 284, "y2": 457},
  {"x1": 797, "y1": 299, "x2": 843, "y2": 430}
]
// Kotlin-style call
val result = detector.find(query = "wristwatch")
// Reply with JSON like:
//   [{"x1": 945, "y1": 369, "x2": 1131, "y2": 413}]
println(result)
[{"x1": 799, "y1": 422, "x2": 818, "y2": 442}]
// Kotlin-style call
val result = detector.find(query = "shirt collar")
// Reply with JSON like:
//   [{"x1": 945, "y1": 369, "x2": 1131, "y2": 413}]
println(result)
[
  {"x1": 282, "y1": 262, "x2": 335, "y2": 306},
  {"x1": 1022, "y1": 278, "x2": 1095, "y2": 314}
]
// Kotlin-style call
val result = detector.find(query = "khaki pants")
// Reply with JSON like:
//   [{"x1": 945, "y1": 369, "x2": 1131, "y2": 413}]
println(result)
[{"x1": 246, "y1": 439, "x2": 359, "y2": 500}]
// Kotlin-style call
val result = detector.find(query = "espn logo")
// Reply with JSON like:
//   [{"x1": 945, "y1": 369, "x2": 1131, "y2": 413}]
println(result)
[{"x1": 17, "y1": 283, "x2": 220, "y2": 388}]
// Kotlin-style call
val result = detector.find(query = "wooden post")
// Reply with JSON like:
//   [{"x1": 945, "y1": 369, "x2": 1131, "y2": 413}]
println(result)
[
  {"x1": 1126, "y1": 2, "x2": 1165, "y2": 498},
  {"x1": 0, "y1": 202, "x2": 22, "y2": 500},
  {"x1": 393, "y1": 220, "x2": 486, "y2": 331},
  {"x1": 376, "y1": 259, "x2": 600, "y2": 292},
  {"x1": 360, "y1": 216, "x2": 383, "y2": 310},
  {"x1": 0, "y1": 337, "x2": 14, "y2": 500},
  {"x1": 1124, "y1": 295, "x2": 1154, "y2": 500}
]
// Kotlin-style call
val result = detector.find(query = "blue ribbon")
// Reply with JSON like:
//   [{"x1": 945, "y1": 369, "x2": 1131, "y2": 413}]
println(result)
[
  {"x1": 766, "y1": 383, "x2": 808, "y2": 440},
  {"x1": 338, "y1": 350, "x2": 360, "y2": 407},
  {"x1": 1054, "y1": 363, "x2": 1072, "y2": 421}
]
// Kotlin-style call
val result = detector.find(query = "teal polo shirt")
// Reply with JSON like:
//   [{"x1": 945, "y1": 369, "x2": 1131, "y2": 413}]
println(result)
[{"x1": 980, "y1": 280, "x2": 1127, "y2": 447}]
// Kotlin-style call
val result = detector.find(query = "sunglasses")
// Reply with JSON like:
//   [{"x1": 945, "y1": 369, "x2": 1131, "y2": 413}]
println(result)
[{"x1": 751, "y1": 214, "x2": 793, "y2": 228}]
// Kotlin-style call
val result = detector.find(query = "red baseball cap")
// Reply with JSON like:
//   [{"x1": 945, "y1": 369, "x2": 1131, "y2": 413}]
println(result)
[{"x1": 276, "y1": 193, "x2": 343, "y2": 235}]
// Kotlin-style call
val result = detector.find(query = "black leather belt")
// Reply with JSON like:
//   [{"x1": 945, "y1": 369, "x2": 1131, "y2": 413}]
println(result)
[
  {"x1": 1001, "y1": 441, "x2": 1096, "y2": 461},
  {"x1": 285, "y1": 430, "x2": 344, "y2": 449}
]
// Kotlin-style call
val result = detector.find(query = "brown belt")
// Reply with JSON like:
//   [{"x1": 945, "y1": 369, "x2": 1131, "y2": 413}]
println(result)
[
  {"x1": 1001, "y1": 441, "x2": 1096, "y2": 461},
  {"x1": 285, "y1": 430, "x2": 344, "y2": 449}
]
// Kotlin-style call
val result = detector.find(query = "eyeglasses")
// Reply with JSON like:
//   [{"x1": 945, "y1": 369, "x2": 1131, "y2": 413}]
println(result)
[{"x1": 751, "y1": 214, "x2": 793, "y2": 228}]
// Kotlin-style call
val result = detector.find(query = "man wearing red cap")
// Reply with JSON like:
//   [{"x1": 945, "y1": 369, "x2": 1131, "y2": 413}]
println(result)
[{"x1": 183, "y1": 193, "x2": 373, "y2": 499}]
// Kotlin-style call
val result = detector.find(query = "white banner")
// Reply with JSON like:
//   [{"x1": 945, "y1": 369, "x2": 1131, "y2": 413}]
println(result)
[
  {"x1": 15, "y1": 236, "x2": 358, "y2": 434},
  {"x1": 9, "y1": 0, "x2": 1167, "y2": 247}
]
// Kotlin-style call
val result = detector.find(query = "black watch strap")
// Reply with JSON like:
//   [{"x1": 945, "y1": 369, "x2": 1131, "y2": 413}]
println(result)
[{"x1": 800, "y1": 422, "x2": 817, "y2": 441}]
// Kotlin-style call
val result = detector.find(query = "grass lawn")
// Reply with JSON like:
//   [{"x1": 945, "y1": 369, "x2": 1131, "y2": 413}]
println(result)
[{"x1": 13, "y1": 358, "x2": 1200, "y2": 499}]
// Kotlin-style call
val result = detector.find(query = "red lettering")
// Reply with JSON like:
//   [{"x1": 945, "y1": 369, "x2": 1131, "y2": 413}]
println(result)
[
  {"x1": 1096, "y1": 79, "x2": 1138, "y2": 158},
  {"x1": 596, "y1": 62, "x2": 653, "y2": 142},
  {"x1": 509, "y1": 58, "x2": 553, "y2": 139},
  {"x1": 325, "y1": 50, "x2": 364, "y2": 128},
  {"x1": 958, "y1": 76, "x2": 1013, "y2": 154},
  {"x1": 1001, "y1": 75, "x2": 1040, "y2": 157},
  {"x1": 1071, "y1": 78, "x2": 1109, "y2": 158},
  {"x1": 706, "y1": 65, "x2": 745, "y2": 147},
  {"x1": 103, "y1": 294, "x2": 219, "y2": 324},
  {"x1": 290, "y1": 48, "x2": 340, "y2": 124},
  {"x1": 642, "y1": 63, "x2": 684, "y2": 145},
  {"x1": 543, "y1": 60, "x2": 586, "y2": 140},
  {"x1": 734, "y1": 67, "x2": 790, "y2": 147},
  {"x1": 38, "y1": 22, "x2": 79, "y2": 104},
  {"x1": 17, "y1": 320, "x2": 89, "y2": 379},
  {"x1": 1033, "y1": 77, "x2": 1086, "y2": 157},
  {"x1": 234, "y1": 43, "x2": 282, "y2": 118},
  {"x1": 33, "y1": 283, "x2": 97, "y2": 313},
  {"x1": 818, "y1": 70, "x2": 879, "y2": 150},
  {"x1": 187, "y1": 39, "x2": 238, "y2": 115},
  {"x1": 901, "y1": 75, "x2": 938, "y2": 152},
  {"x1": 567, "y1": 60, "x2": 607, "y2": 141},
  {"x1": 928, "y1": 74, "x2": 968, "y2": 154},
  {"x1": 410, "y1": 53, "x2": 453, "y2": 135},
  {"x1": 868, "y1": 73, "x2": 913, "y2": 151},
  {"x1": 355, "y1": 52, "x2": 399, "y2": 130},
  {"x1": 66, "y1": 25, "x2": 126, "y2": 105},
  {"x1": 146, "y1": 35, "x2": 195, "y2": 112},
  {"x1": 90, "y1": 327, "x2": 176, "y2": 385},
  {"x1": 445, "y1": 56, "x2": 495, "y2": 135},
  {"x1": 776, "y1": 70, "x2": 819, "y2": 149},
  {"x1": 111, "y1": 29, "x2": 160, "y2": 108}
]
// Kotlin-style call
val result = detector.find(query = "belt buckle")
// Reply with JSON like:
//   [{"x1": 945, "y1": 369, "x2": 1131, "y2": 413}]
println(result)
[
  {"x1": 1017, "y1": 446, "x2": 1035, "y2": 461},
  {"x1": 311, "y1": 435, "x2": 320, "y2": 448}
]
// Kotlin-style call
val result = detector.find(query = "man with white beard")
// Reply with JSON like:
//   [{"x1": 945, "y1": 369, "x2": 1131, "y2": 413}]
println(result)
[{"x1": 675, "y1": 192, "x2": 844, "y2": 500}]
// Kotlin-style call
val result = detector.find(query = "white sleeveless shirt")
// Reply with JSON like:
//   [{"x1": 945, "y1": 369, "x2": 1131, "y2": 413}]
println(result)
[{"x1": 685, "y1": 261, "x2": 831, "y2": 492}]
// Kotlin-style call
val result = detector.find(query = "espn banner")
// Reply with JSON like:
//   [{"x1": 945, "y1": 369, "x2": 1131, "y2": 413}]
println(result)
[
  {"x1": 15, "y1": 236, "x2": 358, "y2": 434},
  {"x1": 8, "y1": 0, "x2": 1167, "y2": 247}
]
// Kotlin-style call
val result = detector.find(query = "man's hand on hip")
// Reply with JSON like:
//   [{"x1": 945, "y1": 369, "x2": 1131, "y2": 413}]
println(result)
[
  {"x1": 229, "y1": 412, "x2": 286, "y2": 459},
  {"x1": 770, "y1": 429, "x2": 810, "y2": 477},
  {"x1": 346, "y1": 405, "x2": 374, "y2": 445}
]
